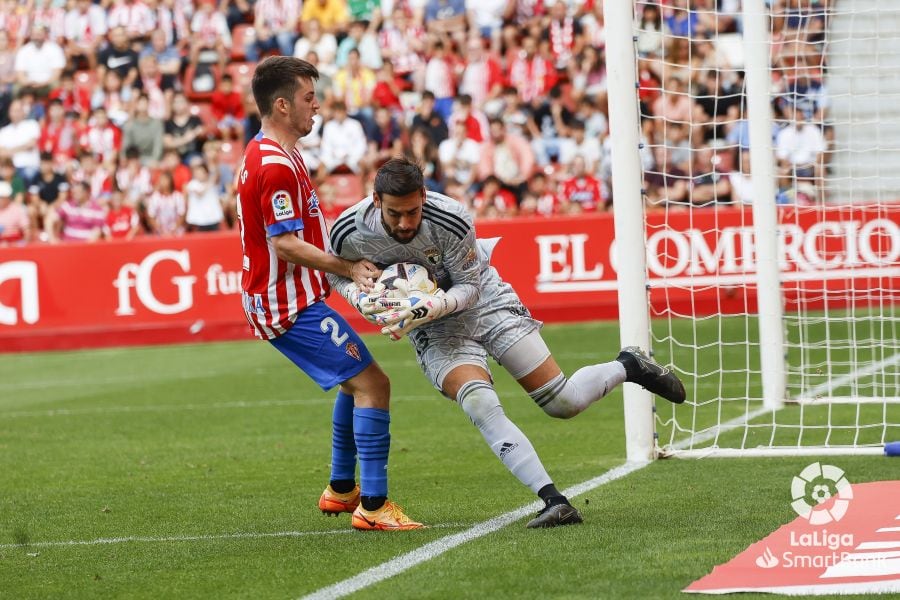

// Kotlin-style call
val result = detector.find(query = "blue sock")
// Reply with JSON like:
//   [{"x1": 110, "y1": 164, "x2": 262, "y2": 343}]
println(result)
[
  {"x1": 330, "y1": 391, "x2": 357, "y2": 483},
  {"x1": 353, "y1": 407, "x2": 390, "y2": 498}
]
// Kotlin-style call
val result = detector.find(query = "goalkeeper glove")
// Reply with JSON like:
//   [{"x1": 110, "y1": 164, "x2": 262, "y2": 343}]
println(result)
[
  {"x1": 345, "y1": 281, "x2": 388, "y2": 323},
  {"x1": 374, "y1": 279, "x2": 455, "y2": 340}
]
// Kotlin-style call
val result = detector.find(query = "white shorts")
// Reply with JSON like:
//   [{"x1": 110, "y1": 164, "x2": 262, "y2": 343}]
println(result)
[{"x1": 408, "y1": 280, "x2": 542, "y2": 392}]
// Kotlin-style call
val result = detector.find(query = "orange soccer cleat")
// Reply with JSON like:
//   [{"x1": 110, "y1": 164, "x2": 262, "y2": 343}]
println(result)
[
  {"x1": 351, "y1": 500, "x2": 424, "y2": 531},
  {"x1": 318, "y1": 484, "x2": 360, "y2": 516}
]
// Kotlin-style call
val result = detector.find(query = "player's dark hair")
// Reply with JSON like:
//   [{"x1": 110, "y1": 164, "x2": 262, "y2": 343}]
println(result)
[
  {"x1": 374, "y1": 157, "x2": 424, "y2": 198},
  {"x1": 251, "y1": 56, "x2": 319, "y2": 117}
]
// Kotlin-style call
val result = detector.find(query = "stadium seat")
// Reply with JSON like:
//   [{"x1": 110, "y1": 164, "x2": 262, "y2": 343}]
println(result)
[
  {"x1": 184, "y1": 64, "x2": 220, "y2": 102},
  {"x1": 231, "y1": 24, "x2": 255, "y2": 62},
  {"x1": 325, "y1": 172, "x2": 364, "y2": 208}
]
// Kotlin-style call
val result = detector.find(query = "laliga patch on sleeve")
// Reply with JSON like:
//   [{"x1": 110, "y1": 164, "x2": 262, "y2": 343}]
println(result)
[{"x1": 271, "y1": 190, "x2": 295, "y2": 221}]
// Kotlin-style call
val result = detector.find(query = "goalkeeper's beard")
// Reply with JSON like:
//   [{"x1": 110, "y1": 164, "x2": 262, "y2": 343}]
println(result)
[{"x1": 382, "y1": 218, "x2": 419, "y2": 244}]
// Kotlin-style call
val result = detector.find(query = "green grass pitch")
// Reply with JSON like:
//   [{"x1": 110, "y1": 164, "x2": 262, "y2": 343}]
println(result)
[{"x1": 1, "y1": 321, "x2": 897, "y2": 599}]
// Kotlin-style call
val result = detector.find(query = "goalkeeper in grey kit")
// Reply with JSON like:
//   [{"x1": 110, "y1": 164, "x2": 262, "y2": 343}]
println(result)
[{"x1": 327, "y1": 157, "x2": 685, "y2": 528}]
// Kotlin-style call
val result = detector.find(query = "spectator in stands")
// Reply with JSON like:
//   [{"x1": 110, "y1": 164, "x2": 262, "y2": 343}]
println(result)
[
  {"x1": 446, "y1": 94, "x2": 488, "y2": 143},
  {"x1": 293, "y1": 19, "x2": 338, "y2": 75},
  {"x1": 508, "y1": 34, "x2": 557, "y2": 104},
  {"x1": 123, "y1": 93, "x2": 164, "y2": 167},
  {"x1": 188, "y1": 0, "x2": 232, "y2": 71},
  {"x1": 64, "y1": 0, "x2": 108, "y2": 70},
  {"x1": 559, "y1": 119, "x2": 603, "y2": 176},
  {"x1": 579, "y1": 0, "x2": 607, "y2": 50},
  {"x1": 146, "y1": 170, "x2": 186, "y2": 235},
  {"x1": 0, "y1": 158, "x2": 25, "y2": 205},
  {"x1": 97, "y1": 27, "x2": 140, "y2": 89},
  {"x1": 332, "y1": 48, "x2": 376, "y2": 130},
  {"x1": 644, "y1": 145, "x2": 689, "y2": 208},
  {"x1": 468, "y1": 0, "x2": 505, "y2": 45},
  {"x1": 48, "y1": 70, "x2": 92, "y2": 117},
  {"x1": 184, "y1": 159, "x2": 224, "y2": 232},
  {"x1": 81, "y1": 107, "x2": 123, "y2": 167},
  {"x1": 473, "y1": 174, "x2": 518, "y2": 219},
  {"x1": 406, "y1": 125, "x2": 443, "y2": 192},
  {"x1": 439, "y1": 120, "x2": 480, "y2": 197},
  {"x1": 0, "y1": 31, "x2": 15, "y2": 108},
  {"x1": 160, "y1": 148, "x2": 192, "y2": 191},
  {"x1": 252, "y1": 0, "x2": 301, "y2": 59},
  {"x1": 91, "y1": 69, "x2": 133, "y2": 127},
  {"x1": 31, "y1": 152, "x2": 68, "y2": 208},
  {"x1": 116, "y1": 146, "x2": 154, "y2": 206},
  {"x1": 527, "y1": 85, "x2": 575, "y2": 166},
  {"x1": 423, "y1": 0, "x2": 467, "y2": 48},
  {"x1": 140, "y1": 29, "x2": 181, "y2": 84},
  {"x1": 458, "y1": 37, "x2": 503, "y2": 111},
  {"x1": 371, "y1": 61, "x2": 405, "y2": 112},
  {"x1": 39, "y1": 99, "x2": 79, "y2": 164},
  {"x1": 336, "y1": 20, "x2": 382, "y2": 71},
  {"x1": 423, "y1": 40, "x2": 456, "y2": 122},
  {"x1": 775, "y1": 103, "x2": 826, "y2": 201},
  {"x1": 72, "y1": 151, "x2": 113, "y2": 200},
  {"x1": 221, "y1": 0, "x2": 253, "y2": 32},
  {"x1": 14, "y1": 25, "x2": 67, "y2": 97},
  {"x1": 0, "y1": 99, "x2": 41, "y2": 181},
  {"x1": 103, "y1": 187, "x2": 141, "y2": 240},
  {"x1": 688, "y1": 146, "x2": 732, "y2": 206},
  {"x1": 378, "y1": 7, "x2": 426, "y2": 90},
  {"x1": 48, "y1": 179, "x2": 106, "y2": 243},
  {"x1": 519, "y1": 171, "x2": 562, "y2": 217},
  {"x1": 478, "y1": 117, "x2": 534, "y2": 201},
  {"x1": 301, "y1": 0, "x2": 350, "y2": 36},
  {"x1": 569, "y1": 45, "x2": 607, "y2": 105},
  {"x1": 545, "y1": 0, "x2": 584, "y2": 71},
  {"x1": 210, "y1": 74, "x2": 245, "y2": 141},
  {"x1": 728, "y1": 150, "x2": 754, "y2": 205},
  {"x1": 411, "y1": 90, "x2": 449, "y2": 145},
  {"x1": 107, "y1": 0, "x2": 157, "y2": 42},
  {"x1": 366, "y1": 106, "x2": 404, "y2": 171},
  {"x1": 635, "y1": 3, "x2": 668, "y2": 58},
  {"x1": 0, "y1": 179, "x2": 30, "y2": 244},
  {"x1": 319, "y1": 100, "x2": 368, "y2": 175},
  {"x1": 164, "y1": 92, "x2": 205, "y2": 162},
  {"x1": 560, "y1": 155, "x2": 604, "y2": 212}
]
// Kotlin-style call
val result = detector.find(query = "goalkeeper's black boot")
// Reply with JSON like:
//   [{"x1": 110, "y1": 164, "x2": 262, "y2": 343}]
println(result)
[
  {"x1": 616, "y1": 346, "x2": 686, "y2": 404},
  {"x1": 526, "y1": 500, "x2": 583, "y2": 529}
]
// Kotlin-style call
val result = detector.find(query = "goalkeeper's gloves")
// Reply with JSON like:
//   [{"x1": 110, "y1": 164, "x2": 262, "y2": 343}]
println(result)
[
  {"x1": 345, "y1": 281, "x2": 388, "y2": 323},
  {"x1": 373, "y1": 279, "x2": 455, "y2": 340}
]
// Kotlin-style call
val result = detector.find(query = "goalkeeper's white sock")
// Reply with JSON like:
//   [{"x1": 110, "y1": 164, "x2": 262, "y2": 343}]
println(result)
[
  {"x1": 529, "y1": 362, "x2": 627, "y2": 419},
  {"x1": 457, "y1": 380, "x2": 553, "y2": 494}
]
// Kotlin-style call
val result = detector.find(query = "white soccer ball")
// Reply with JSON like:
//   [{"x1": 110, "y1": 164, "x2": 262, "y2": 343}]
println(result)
[{"x1": 377, "y1": 262, "x2": 438, "y2": 295}]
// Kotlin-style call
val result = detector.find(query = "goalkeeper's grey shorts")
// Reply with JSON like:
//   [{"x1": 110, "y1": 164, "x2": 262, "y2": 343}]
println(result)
[{"x1": 408, "y1": 281, "x2": 542, "y2": 394}]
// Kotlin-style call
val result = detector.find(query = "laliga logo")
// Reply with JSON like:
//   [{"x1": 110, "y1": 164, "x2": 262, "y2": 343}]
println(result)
[
  {"x1": 0, "y1": 261, "x2": 40, "y2": 325},
  {"x1": 114, "y1": 249, "x2": 197, "y2": 315},
  {"x1": 790, "y1": 462, "x2": 853, "y2": 525}
]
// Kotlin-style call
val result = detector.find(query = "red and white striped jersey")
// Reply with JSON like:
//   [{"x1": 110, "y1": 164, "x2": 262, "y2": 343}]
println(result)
[{"x1": 236, "y1": 133, "x2": 330, "y2": 340}]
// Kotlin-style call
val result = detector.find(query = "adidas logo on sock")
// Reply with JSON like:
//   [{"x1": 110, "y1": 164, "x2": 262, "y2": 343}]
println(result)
[{"x1": 499, "y1": 441, "x2": 519, "y2": 460}]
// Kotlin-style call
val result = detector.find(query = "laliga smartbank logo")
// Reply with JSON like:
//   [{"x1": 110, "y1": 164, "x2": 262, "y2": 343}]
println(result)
[{"x1": 755, "y1": 463, "x2": 856, "y2": 570}]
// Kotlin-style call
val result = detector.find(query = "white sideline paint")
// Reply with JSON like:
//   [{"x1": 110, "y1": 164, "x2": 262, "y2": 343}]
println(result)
[
  {"x1": 0, "y1": 524, "x2": 468, "y2": 550},
  {"x1": 299, "y1": 461, "x2": 651, "y2": 600}
]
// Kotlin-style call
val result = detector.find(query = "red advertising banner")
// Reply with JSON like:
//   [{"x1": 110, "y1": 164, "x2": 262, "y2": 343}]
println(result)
[{"x1": 1, "y1": 206, "x2": 898, "y2": 352}]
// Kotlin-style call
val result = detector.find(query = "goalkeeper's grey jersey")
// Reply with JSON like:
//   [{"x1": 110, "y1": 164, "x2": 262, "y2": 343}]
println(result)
[{"x1": 326, "y1": 191, "x2": 500, "y2": 309}]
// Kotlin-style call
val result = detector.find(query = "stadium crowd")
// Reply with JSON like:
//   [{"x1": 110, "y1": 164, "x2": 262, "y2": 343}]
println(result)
[{"x1": 0, "y1": 0, "x2": 830, "y2": 245}]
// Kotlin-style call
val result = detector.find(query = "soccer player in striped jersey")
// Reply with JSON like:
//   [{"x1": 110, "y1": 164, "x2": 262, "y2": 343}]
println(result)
[
  {"x1": 236, "y1": 57, "x2": 421, "y2": 531},
  {"x1": 328, "y1": 158, "x2": 685, "y2": 528}
]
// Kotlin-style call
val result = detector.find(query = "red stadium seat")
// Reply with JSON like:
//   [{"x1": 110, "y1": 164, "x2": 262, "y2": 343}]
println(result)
[
  {"x1": 219, "y1": 141, "x2": 244, "y2": 168},
  {"x1": 231, "y1": 24, "x2": 255, "y2": 62},
  {"x1": 325, "y1": 173, "x2": 364, "y2": 208}
]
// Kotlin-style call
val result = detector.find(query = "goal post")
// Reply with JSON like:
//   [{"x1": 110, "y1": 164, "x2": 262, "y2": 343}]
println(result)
[{"x1": 604, "y1": 0, "x2": 900, "y2": 458}]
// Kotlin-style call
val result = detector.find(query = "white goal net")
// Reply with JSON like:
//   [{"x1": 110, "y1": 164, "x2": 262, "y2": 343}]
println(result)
[{"x1": 608, "y1": 0, "x2": 900, "y2": 456}]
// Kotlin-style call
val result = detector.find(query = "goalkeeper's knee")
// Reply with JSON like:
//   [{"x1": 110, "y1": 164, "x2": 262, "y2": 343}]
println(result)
[{"x1": 456, "y1": 379, "x2": 503, "y2": 429}]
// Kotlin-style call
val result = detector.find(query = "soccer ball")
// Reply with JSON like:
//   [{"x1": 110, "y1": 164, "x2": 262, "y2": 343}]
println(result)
[{"x1": 377, "y1": 262, "x2": 438, "y2": 295}]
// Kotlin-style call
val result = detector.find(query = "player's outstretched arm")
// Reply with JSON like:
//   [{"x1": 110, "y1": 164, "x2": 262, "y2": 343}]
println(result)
[{"x1": 272, "y1": 232, "x2": 378, "y2": 291}]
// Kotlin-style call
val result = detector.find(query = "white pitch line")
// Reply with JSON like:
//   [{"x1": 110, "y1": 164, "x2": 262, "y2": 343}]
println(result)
[
  {"x1": 299, "y1": 461, "x2": 651, "y2": 600},
  {"x1": 798, "y1": 352, "x2": 900, "y2": 401},
  {"x1": 0, "y1": 524, "x2": 469, "y2": 550}
]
